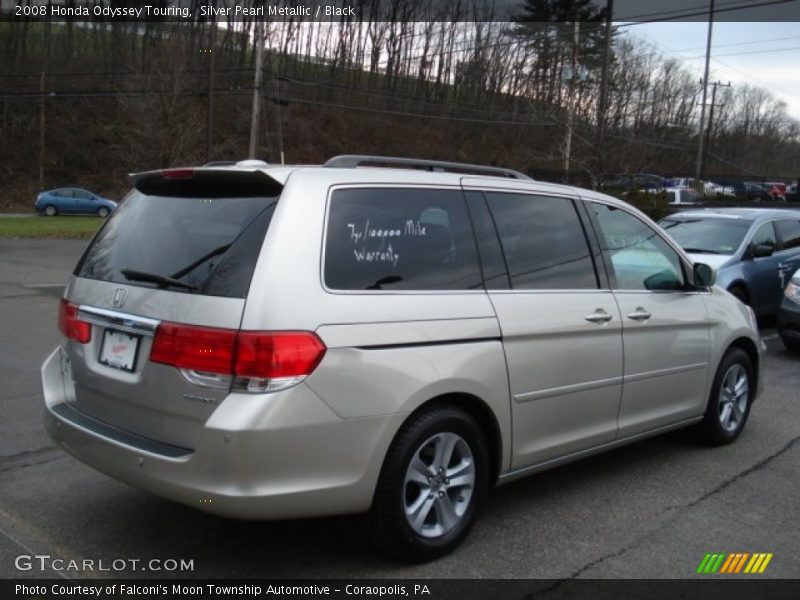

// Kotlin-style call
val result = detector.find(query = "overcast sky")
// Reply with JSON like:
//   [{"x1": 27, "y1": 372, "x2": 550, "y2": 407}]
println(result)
[{"x1": 623, "y1": 21, "x2": 800, "y2": 119}]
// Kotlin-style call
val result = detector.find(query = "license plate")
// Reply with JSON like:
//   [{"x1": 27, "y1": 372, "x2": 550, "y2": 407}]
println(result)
[{"x1": 99, "y1": 329, "x2": 140, "y2": 372}]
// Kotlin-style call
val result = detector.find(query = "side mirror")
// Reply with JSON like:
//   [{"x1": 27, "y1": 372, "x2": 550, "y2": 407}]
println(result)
[
  {"x1": 749, "y1": 243, "x2": 774, "y2": 259},
  {"x1": 693, "y1": 262, "x2": 715, "y2": 288}
]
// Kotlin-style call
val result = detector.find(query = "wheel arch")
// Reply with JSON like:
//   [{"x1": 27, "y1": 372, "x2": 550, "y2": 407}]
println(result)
[
  {"x1": 727, "y1": 280, "x2": 750, "y2": 303},
  {"x1": 726, "y1": 336, "x2": 760, "y2": 401},
  {"x1": 402, "y1": 393, "x2": 503, "y2": 485}
]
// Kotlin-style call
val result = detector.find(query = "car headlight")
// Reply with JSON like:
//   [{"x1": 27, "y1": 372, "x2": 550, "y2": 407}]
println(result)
[{"x1": 786, "y1": 280, "x2": 800, "y2": 304}]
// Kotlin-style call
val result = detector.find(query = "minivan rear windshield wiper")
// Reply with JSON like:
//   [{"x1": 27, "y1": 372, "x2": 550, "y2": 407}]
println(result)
[
  {"x1": 169, "y1": 243, "x2": 232, "y2": 280},
  {"x1": 121, "y1": 268, "x2": 199, "y2": 291},
  {"x1": 682, "y1": 248, "x2": 720, "y2": 254}
]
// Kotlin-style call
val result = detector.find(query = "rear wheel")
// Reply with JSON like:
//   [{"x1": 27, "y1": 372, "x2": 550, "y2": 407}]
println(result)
[
  {"x1": 97, "y1": 206, "x2": 110, "y2": 218},
  {"x1": 369, "y1": 405, "x2": 489, "y2": 562},
  {"x1": 44, "y1": 205, "x2": 57, "y2": 216},
  {"x1": 697, "y1": 348, "x2": 754, "y2": 445}
]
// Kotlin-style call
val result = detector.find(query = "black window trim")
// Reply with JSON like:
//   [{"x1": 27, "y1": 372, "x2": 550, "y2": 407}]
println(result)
[{"x1": 320, "y1": 183, "x2": 487, "y2": 295}]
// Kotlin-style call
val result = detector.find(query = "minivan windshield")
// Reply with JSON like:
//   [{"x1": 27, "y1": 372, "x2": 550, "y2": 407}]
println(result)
[
  {"x1": 659, "y1": 217, "x2": 752, "y2": 255},
  {"x1": 76, "y1": 190, "x2": 277, "y2": 298}
]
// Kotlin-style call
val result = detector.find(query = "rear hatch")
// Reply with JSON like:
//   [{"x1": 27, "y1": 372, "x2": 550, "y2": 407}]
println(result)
[{"x1": 60, "y1": 168, "x2": 282, "y2": 449}]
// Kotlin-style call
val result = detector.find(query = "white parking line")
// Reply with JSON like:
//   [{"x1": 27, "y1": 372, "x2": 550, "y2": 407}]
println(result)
[{"x1": 23, "y1": 283, "x2": 64, "y2": 289}]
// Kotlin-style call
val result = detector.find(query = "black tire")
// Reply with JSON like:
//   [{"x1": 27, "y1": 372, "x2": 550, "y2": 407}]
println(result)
[
  {"x1": 44, "y1": 204, "x2": 57, "y2": 216},
  {"x1": 728, "y1": 285, "x2": 749, "y2": 306},
  {"x1": 97, "y1": 207, "x2": 110, "y2": 218},
  {"x1": 696, "y1": 348, "x2": 754, "y2": 445},
  {"x1": 781, "y1": 336, "x2": 800, "y2": 353},
  {"x1": 369, "y1": 404, "x2": 489, "y2": 562}
]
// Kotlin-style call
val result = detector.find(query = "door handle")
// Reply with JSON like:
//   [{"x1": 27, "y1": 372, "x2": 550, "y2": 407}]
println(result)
[
  {"x1": 585, "y1": 309, "x2": 613, "y2": 324},
  {"x1": 627, "y1": 307, "x2": 652, "y2": 321}
]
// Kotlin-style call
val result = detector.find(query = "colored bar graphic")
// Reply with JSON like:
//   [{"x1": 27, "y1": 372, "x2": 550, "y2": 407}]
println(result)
[
  {"x1": 719, "y1": 554, "x2": 736, "y2": 574},
  {"x1": 734, "y1": 553, "x2": 749, "y2": 573},
  {"x1": 758, "y1": 554, "x2": 773, "y2": 573},
  {"x1": 697, "y1": 554, "x2": 712, "y2": 573},
  {"x1": 698, "y1": 552, "x2": 772, "y2": 574},
  {"x1": 710, "y1": 554, "x2": 726, "y2": 573}
]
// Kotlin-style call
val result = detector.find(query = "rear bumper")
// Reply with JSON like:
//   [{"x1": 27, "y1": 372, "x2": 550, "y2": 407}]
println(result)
[{"x1": 41, "y1": 347, "x2": 403, "y2": 519}]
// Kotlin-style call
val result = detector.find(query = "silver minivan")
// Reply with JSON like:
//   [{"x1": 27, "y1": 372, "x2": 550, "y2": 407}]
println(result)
[{"x1": 42, "y1": 156, "x2": 763, "y2": 561}]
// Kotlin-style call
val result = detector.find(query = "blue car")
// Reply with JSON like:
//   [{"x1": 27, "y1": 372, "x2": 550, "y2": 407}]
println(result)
[
  {"x1": 660, "y1": 208, "x2": 800, "y2": 317},
  {"x1": 35, "y1": 188, "x2": 118, "y2": 217}
]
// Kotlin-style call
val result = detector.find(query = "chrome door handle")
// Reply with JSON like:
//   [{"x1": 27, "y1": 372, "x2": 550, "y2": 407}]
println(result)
[
  {"x1": 627, "y1": 308, "x2": 652, "y2": 321},
  {"x1": 585, "y1": 309, "x2": 613, "y2": 323}
]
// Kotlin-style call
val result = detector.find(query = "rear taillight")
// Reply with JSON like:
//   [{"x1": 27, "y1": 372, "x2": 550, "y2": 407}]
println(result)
[
  {"x1": 58, "y1": 299, "x2": 91, "y2": 343},
  {"x1": 149, "y1": 323, "x2": 326, "y2": 393},
  {"x1": 235, "y1": 331, "x2": 326, "y2": 378},
  {"x1": 149, "y1": 323, "x2": 237, "y2": 374}
]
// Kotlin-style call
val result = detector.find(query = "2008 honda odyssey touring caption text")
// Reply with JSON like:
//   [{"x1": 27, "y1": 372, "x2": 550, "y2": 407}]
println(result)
[{"x1": 42, "y1": 155, "x2": 763, "y2": 561}]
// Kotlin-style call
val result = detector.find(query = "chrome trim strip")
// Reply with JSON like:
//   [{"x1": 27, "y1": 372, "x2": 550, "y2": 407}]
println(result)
[
  {"x1": 77, "y1": 305, "x2": 160, "y2": 337},
  {"x1": 514, "y1": 376, "x2": 623, "y2": 403},
  {"x1": 624, "y1": 362, "x2": 707, "y2": 383}
]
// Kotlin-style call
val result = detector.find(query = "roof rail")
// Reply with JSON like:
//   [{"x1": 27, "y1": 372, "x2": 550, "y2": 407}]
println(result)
[
  {"x1": 324, "y1": 155, "x2": 533, "y2": 180},
  {"x1": 202, "y1": 161, "x2": 237, "y2": 167}
]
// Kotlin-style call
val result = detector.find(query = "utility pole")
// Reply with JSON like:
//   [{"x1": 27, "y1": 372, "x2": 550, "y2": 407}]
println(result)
[
  {"x1": 206, "y1": 16, "x2": 217, "y2": 162},
  {"x1": 695, "y1": 0, "x2": 716, "y2": 181},
  {"x1": 248, "y1": 20, "x2": 264, "y2": 159},
  {"x1": 274, "y1": 71, "x2": 285, "y2": 165},
  {"x1": 702, "y1": 80, "x2": 730, "y2": 175},
  {"x1": 595, "y1": 0, "x2": 614, "y2": 189},
  {"x1": 564, "y1": 20, "x2": 580, "y2": 183},
  {"x1": 38, "y1": 72, "x2": 45, "y2": 191}
]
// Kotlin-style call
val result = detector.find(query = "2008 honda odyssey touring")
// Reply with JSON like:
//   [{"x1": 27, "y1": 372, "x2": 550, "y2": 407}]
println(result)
[{"x1": 42, "y1": 155, "x2": 763, "y2": 561}]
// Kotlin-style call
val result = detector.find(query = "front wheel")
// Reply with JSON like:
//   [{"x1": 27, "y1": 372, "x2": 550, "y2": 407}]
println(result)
[
  {"x1": 369, "y1": 405, "x2": 489, "y2": 562},
  {"x1": 696, "y1": 348, "x2": 754, "y2": 445},
  {"x1": 44, "y1": 204, "x2": 57, "y2": 216}
]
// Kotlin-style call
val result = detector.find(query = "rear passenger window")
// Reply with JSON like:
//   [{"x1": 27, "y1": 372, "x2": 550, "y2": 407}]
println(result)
[
  {"x1": 324, "y1": 188, "x2": 482, "y2": 291},
  {"x1": 776, "y1": 220, "x2": 800, "y2": 249},
  {"x1": 483, "y1": 192, "x2": 598, "y2": 290}
]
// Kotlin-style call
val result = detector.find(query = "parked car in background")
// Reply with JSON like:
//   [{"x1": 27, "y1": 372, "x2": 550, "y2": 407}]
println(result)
[
  {"x1": 729, "y1": 182, "x2": 772, "y2": 202},
  {"x1": 704, "y1": 181, "x2": 735, "y2": 197},
  {"x1": 35, "y1": 188, "x2": 118, "y2": 217},
  {"x1": 665, "y1": 187, "x2": 702, "y2": 206},
  {"x1": 660, "y1": 208, "x2": 800, "y2": 316},
  {"x1": 41, "y1": 156, "x2": 762, "y2": 561},
  {"x1": 602, "y1": 173, "x2": 669, "y2": 192},
  {"x1": 778, "y1": 268, "x2": 800, "y2": 351}
]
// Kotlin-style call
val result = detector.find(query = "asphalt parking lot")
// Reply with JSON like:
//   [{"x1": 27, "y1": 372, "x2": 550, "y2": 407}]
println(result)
[{"x1": 0, "y1": 239, "x2": 798, "y2": 580}]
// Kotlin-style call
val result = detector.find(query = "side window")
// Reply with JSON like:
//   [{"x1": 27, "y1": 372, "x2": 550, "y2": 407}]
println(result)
[
  {"x1": 74, "y1": 190, "x2": 93, "y2": 200},
  {"x1": 591, "y1": 203, "x2": 685, "y2": 291},
  {"x1": 751, "y1": 222, "x2": 777, "y2": 249},
  {"x1": 483, "y1": 192, "x2": 598, "y2": 290},
  {"x1": 775, "y1": 220, "x2": 800, "y2": 249},
  {"x1": 324, "y1": 188, "x2": 482, "y2": 291},
  {"x1": 55, "y1": 190, "x2": 73, "y2": 198}
]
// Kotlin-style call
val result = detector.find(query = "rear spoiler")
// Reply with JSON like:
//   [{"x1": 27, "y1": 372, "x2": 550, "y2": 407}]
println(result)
[{"x1": 127, "y1": 168, "x2": 285, "y2": 198}]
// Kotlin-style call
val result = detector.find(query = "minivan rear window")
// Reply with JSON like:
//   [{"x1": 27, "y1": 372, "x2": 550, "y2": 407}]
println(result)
[{"x1": 75, "y1": 190, "x2": 277, "y2": 298}]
